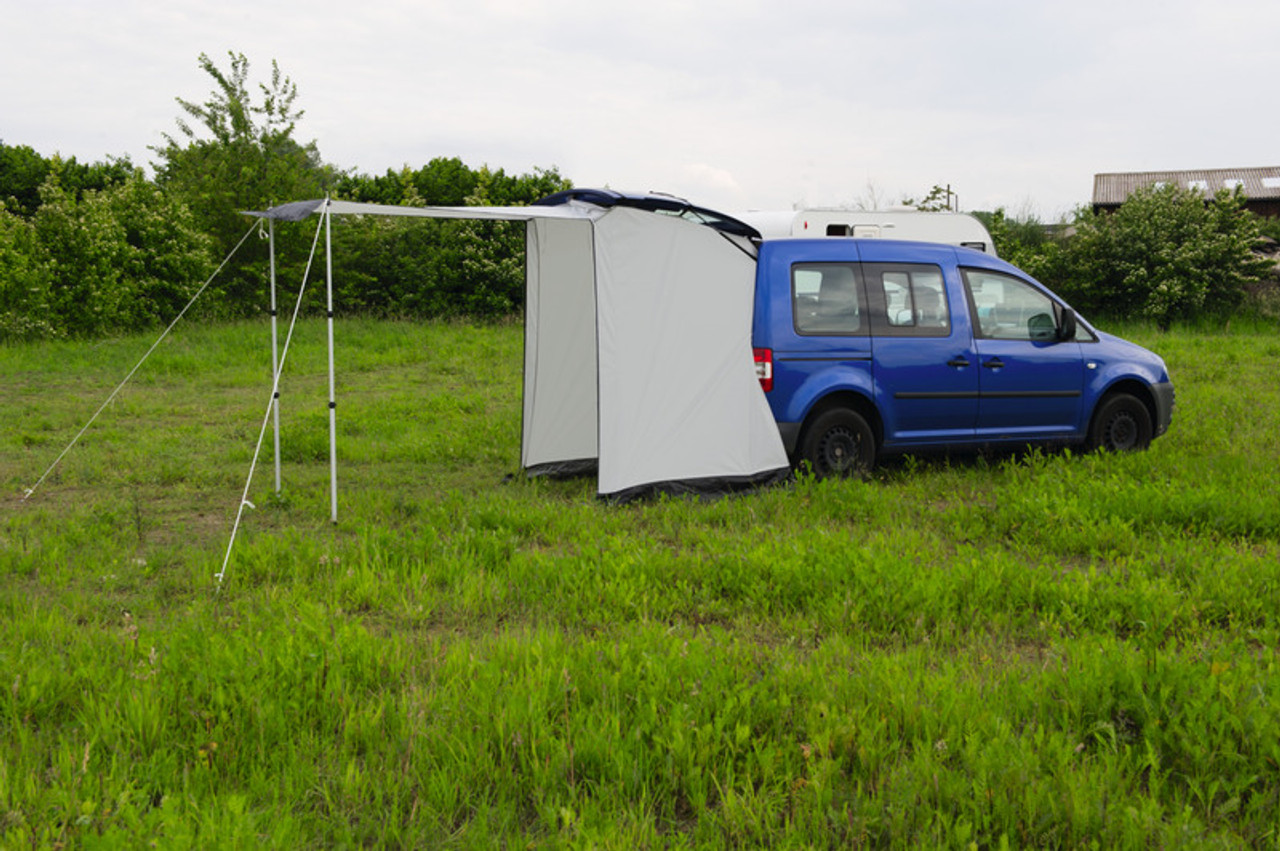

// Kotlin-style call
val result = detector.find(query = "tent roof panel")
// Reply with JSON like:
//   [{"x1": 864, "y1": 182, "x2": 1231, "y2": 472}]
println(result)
[{"x1": 534, "y1": 189, "x2": 762, "y2": 240}]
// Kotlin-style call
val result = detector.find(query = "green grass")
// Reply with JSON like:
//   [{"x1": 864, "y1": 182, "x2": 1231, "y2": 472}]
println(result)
[{"x1": 2, "y1": 317, "x2": 1280, "y2": 848}]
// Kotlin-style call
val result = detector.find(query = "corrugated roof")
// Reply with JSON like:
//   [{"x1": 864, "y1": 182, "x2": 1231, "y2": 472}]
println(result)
[{"x1": 1093, "y1": 166, "x2": 1280, "y2": 205}]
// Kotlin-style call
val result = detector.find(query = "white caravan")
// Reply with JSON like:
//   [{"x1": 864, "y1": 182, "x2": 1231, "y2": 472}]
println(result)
[{"x1": 738, "y1": 209, "x2": 998, "y2": 256}]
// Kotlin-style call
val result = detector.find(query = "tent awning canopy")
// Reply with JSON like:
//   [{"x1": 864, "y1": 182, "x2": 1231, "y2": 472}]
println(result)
[
  {"x1": 248, "y1": 191, "x2": 764, "y2": 239},
  {"x1": 250, "y1": 193, "x2": 788, "y2": 500},
  {"x1": 247, "y1": 197, "x2": 600, "y2": 223}
]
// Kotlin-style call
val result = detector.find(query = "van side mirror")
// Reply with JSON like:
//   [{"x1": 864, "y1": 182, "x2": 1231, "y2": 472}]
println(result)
[
  {"x1": 1057, "y1": 307, "x2": 1077, "y2": 342},
  {"x1": 1028, "y1": 313, "x2": 1055, "y2": 340}
]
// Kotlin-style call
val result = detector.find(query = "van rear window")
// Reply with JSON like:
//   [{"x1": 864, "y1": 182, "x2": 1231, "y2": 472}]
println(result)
[{"x1": 791, "y1": 263, "x2": 868, "y2": 336}]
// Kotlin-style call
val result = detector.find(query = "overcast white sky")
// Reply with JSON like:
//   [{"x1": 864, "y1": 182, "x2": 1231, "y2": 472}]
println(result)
[{"x1": 4, "y1": 0, "x2": 1278, "y2": 220}]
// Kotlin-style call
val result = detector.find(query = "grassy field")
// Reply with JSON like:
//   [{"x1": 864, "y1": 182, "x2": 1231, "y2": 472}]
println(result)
[{"x1": 2, "y1": 317, "x2": 1279, "y2": 848}]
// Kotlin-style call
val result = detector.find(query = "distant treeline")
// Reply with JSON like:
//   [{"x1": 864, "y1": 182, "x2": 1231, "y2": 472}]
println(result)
[
  {"x1": 973, "y1": 187, "x2": 1280, "y2": 329},
  {"x1": 0, "y1": 138, "x2": 570, "y2": 341},
  {"x1": 2, "y1": 52, "x2": 1278, "y2": 342},
  {"x1": 0, "y1": 52, "x2": 574, "y2": 341}
]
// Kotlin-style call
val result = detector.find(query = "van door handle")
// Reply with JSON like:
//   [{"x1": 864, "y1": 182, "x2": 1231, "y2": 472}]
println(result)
[
  {"x1": 983, "y1": 357, "x2": 1005, "y2": 369},
  {"x1": 947, "y1": 357, "x2": 970, "y2": 368}
]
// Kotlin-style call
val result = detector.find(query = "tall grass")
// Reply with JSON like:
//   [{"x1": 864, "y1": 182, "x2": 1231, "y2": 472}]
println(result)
[{"x1": 2, "y1": 318, "x2": 1279, "y2": 847}]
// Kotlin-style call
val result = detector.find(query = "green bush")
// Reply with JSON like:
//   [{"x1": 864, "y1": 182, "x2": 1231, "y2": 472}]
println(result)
[
  {"x1": 325, "y1": 163, "x2": 571, "y2": 319},
  {"x1": 0, "y1": 142, "x2": 134, "y2": 219},
  {"x1": 1050, "y1": 185, "x2": 1271, "y2": 327},
  {"x1": 28, "y1": 171, "x2": 213, "y2": 338},
  {"x1": 0, "y1": 204, "x2": 56, "y2": 339},
  {"x1": 149, "y1": 52, "x2": 338, "y2": 318}
]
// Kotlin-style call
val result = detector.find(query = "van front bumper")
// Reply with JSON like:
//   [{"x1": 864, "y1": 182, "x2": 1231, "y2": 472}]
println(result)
[{"x1": 1153, "y1": 381, "x2": 1175, "y2": 436}]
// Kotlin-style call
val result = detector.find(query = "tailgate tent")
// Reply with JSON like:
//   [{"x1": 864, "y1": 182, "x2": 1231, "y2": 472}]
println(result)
[{"x1": 253, "y1": 196, "x2": 789, "y2": 501}]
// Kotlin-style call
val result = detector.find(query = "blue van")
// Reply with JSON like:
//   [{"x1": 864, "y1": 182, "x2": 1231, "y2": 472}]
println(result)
[{"x1": 750, "y1": 239, "x2": 1175, "y2": 475}]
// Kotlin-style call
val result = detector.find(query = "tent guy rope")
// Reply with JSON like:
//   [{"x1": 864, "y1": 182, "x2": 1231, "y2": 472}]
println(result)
[
  {"x1": 20, "y1": 222, "x2": 260, "y2": 504},
  {"x1": 216, "y1": 207, "x2": 327, "y2": 589}
]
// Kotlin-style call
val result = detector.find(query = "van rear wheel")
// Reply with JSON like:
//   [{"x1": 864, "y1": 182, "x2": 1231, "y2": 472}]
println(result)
[{"x1": 799, "y1": 409, "x2": 876, "y2": 477}]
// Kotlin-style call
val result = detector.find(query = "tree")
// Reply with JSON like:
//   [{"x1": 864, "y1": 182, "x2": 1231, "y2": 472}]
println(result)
[
  {"x1": 847, "y1": 179, "x2": 889, "y2": 211},
  {"x1": 31, "y1": 170, "x2": 213, "y2": 337},
  {"x1": 0, "y1": 202, "x2": 56, "y2": 339},
  {"x1": 153, "y1": 52, "x2": 335, "y2": 314},
  {"x1": 329, "y1": 160, "x2": 572, "y2": 319},
  {"x1": 1053, "y1": 184, "x2": 1271, "y2": 326},
  {"x1": 902, "y1": 184, "x2": 957, "y2": 212},
  {"x1": 971, "y1": 207, "x2": 1057, "y2": 275},
  {"x1": 0, "y1": 143, "x2": 51, "y2": 218},
  {"x1": 1, "y1": 142, "x2": 134, "y2": 219}
]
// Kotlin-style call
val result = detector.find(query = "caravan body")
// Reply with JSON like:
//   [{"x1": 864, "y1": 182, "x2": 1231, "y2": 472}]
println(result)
[{"x1": 739, "y1": 209, "x2": 998, "y2": 256}]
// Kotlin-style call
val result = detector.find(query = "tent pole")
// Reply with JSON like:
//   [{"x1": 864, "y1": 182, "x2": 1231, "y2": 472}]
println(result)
[
  {"x1": 324, "y1": 199, "x2": 338, "y2": 524},
  {"x1": 269, "y1": 218, "x2": 282, "y2": 495}
]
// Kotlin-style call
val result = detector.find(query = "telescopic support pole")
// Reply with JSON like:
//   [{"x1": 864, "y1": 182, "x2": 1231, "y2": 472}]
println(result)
[
  {"x1": 269, "y1": 218, "x2": 282, "y2": 495},
  {"x1": 324, "y1": 198, "x2": 338, "y2": 524}
]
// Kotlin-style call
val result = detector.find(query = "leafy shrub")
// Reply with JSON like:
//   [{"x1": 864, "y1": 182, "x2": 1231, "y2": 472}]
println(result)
[
  {"x1": 29, "y1": 171, "x2": 213, "y2": 337},
  {"x1": 972, "y1": 206, "x2": 1057, "y2": 275},
  {"x1": 1050, "y1": 184, "x2": 1271, "y2": 327},
  {"x1": 150, "y1": 52, "x2": 337, "y2": 317},
  {"x1": 0, "y1": 204, "x2": 57, "y2": 339},
  {"x1": 325, "y1": 163, "x2": 570, "y2": 319},
  {"x1": 0, "y1": 142, "x2": 134, "y2": 219}
]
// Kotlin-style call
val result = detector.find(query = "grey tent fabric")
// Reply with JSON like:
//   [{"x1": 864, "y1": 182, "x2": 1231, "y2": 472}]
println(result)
[
  {"x1": 250, "y1": 198, "x2": 789, "y2": 498},
  {"x1": 521, "y1": 215, "x2": 599, "y2": 473},
  {"x1": 592, "y1": 207, "x2": 789, "y2": 498},
  {"x1": 250, "y1": 199, "x2": 327, "y2": 222}
]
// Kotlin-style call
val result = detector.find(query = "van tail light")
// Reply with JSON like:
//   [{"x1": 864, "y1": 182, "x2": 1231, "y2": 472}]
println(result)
[{"x1": 753, "y1": 348, "x2": 773, "y2": 392}]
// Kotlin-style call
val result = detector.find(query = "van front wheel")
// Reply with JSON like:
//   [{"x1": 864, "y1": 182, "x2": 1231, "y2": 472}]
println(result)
[
  {"x1": 1088, "y1": 393, "x2": 1153, "y2": 452},
  {"x1": 799, "y1": 409, "x2": 876, "y2": 477}
]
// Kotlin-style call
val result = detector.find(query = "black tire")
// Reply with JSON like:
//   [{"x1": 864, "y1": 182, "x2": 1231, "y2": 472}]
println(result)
[
  {"x1": 1087, "y1": 393, "x2": 1153, "y2": 452},
  {"x1": 799, "y1": 408, "x2": 876, "y2": 477}
]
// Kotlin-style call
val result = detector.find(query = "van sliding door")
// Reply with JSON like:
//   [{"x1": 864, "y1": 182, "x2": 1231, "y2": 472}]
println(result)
[{"x1": 863, "y1": 261, "x2": 979, "y2": 444}]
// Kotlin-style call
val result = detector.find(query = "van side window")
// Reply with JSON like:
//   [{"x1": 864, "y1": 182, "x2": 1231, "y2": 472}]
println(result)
[
  {"x1": 792, "y1": 263, "x2": 867, "y2": 336},
  {"x1": 962, "y1": 269, "x2": 1060, "y2": 341},
  {"x1": 866, "y1": 264, "x2": 949, "y2": 337}
]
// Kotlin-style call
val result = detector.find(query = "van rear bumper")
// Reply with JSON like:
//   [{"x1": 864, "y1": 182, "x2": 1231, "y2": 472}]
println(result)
[
  {"x1": 1153, "y1": 381, "x2": 1175, "y2": 436},
  {"x1": 777, "y1": 422, "x2": 802, "y2": 457}
]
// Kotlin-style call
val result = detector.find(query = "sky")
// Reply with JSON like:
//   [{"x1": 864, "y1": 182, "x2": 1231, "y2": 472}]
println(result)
[{"x1": 4, "y1": 0, "x2": 1279, "y2": 221}]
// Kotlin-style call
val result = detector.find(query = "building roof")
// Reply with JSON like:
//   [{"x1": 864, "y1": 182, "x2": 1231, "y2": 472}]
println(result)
[{"x1": 1093, "y1": 167, "x2": 1280, "y2": 206}]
